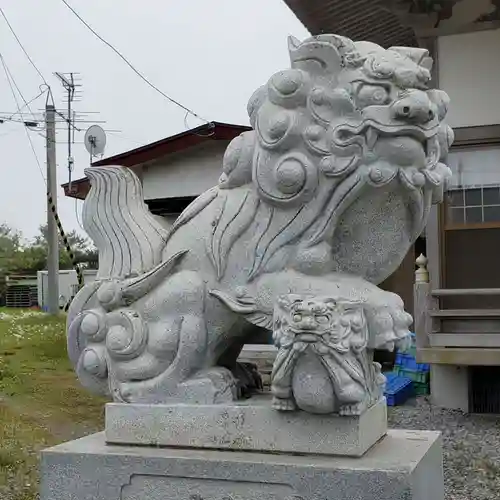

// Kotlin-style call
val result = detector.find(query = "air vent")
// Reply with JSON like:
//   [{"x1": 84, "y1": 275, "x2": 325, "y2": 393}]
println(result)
[{"x1": 469, "y1": 366, "x2": 500, "y2": 414}]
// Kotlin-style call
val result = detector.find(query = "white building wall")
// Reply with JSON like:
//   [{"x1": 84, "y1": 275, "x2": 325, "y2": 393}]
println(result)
[
  {"x1": 438, "y1": 29, "x2": 500, "y2": 128},
  {"x1": 37, "y1": 269, "x2": 99, "y2": 309},
  {"x1": 141, "y1": 141, "x2": 229, "y2": 200}
]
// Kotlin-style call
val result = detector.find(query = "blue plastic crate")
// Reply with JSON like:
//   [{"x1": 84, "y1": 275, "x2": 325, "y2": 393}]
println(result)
[
  {"x1": 384, "y1": 374, "x2": 414, "y2": 406},
  {"x1": 395, "y1": 366, "x2": 430, "y2": 384},
  {"x1": 384, "y1": 371, "x2": 399, "y2": 383},
  {"x1": 395, "y1": 352, "x2": 430, "y2": 372}
]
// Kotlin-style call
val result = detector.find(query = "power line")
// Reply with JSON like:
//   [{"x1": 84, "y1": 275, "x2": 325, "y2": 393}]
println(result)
[
  {"x1": 184, "y1": 111, "x2": 215, "y2": 137},
  {"x1": 0, "y1": 115, "x2": 35, "y2": 125},
  {"x1": 59, "y1": 0, "x2": 209, "y2": 124},
  {"x1": 1, "y1": 56, "x2": 38, "y2": 122},
  {"x1": 0, "y1": 53, "x2": 46, "y2": 182},
  {"x1": 0, "y1": 9, "x2": 87, "y2": 296},
  {"x1": 106, "y1": 130, "x2": 145, "y2": 146},
  {"x1": 0, "y1": 7, "x2": 49, "y2": 88},
  {"x1": 7, "y1": 85, "x2": 49, "y2": 120}
]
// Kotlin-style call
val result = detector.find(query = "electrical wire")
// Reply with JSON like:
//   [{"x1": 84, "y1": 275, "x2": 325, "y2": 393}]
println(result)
[
  {"x1": 1, "y1": 57, "x2": 38, "y2": 122},
  {"x1": 59, "y1": 0, "x2": 209, "y2": 124},
  {"x1": 105, "y1": 130, "x2": 145, "y2": 146},
  {"x1": 0, "y1": 9, "x2": 88, "y2": 289},
  {"x1": 184, "y1": 111, "x2": 215, "y2": 137},
  {"x1": 7, "y1": 84, "x2": 49, "y2": 120},
  {"x1": 0, "y1": 115, "x2": 34, "y2": 124},
  {"x1": 0, "y1": 53, "x2": 46, "y2": 182},
  {"x1": 0, "y1": 7, "x2": 49, "y2": 87}
]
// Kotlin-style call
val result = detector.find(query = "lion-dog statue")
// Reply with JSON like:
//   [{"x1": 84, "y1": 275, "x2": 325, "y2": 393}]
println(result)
[{"x1": 67, "y1": 34, "x2": 452, "y2": 415}]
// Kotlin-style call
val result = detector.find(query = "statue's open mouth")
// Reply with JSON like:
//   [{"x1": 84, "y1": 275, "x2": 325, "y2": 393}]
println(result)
[
  {"x1": 333, "y1": 121, "x2": 440, "y2": 170},
  {"x1": 288, "y1": 332, "x2": 323, "y2": 343},
  {"x1": 296, "y1": 333, "x2": 320, "y2": 343}
]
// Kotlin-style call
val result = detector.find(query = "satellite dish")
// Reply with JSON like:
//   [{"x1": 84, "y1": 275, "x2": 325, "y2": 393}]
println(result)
[{"x1": 84, "y1": 125, "x2": 107, "y2": 156}]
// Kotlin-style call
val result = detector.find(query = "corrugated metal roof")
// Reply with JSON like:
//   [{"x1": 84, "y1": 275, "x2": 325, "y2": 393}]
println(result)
[{"x1": 284, "y1": 0, "x2": 418, "y2": 47}]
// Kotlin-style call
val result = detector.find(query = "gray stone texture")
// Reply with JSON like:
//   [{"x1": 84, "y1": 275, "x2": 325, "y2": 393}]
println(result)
[
  {"x1": 105, "y1": 396, "x2": 387, "y2": 457},
  {"x1": 40, "y1": 429, "x2": 444, "y2": 500}
]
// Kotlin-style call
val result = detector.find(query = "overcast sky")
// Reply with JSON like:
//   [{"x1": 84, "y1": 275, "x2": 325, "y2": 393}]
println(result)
[{"x1": 0, "y1": 0, "x2": 309, "y2": 241}]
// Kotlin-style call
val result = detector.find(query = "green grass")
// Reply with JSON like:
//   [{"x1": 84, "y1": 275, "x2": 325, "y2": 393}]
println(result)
[{"x1": 0, "y1": 308, "x2": 107, "y2": 500}]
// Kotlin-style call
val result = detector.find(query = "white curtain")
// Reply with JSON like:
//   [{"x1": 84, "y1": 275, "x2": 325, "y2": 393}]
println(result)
[{"x1": 446, "y1": 146, "x2": 500, "y2": 190}]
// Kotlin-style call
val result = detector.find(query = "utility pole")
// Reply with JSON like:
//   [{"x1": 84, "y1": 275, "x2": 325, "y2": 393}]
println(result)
[{"x1": 45, "y1": 103, "x2": 59, "y2": 315}]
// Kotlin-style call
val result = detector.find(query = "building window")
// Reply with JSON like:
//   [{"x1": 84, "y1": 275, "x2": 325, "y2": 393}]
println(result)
[
  {"x1": 446, "y1": 186, "x2": 500, "y2": 226},
  {"x1": 444, "y1": 145, "x2": 500, "y2": 230}
]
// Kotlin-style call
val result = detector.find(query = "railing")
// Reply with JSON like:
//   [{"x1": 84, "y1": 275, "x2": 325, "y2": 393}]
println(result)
[
  {"x1": 414, "y1": 254, "x2": 500, "y2": 357},
  {"x1": 431, "y1": 289, "x2": 500, "y2": 296},
  {"x1": 239, "y1": 253, "x2": 500, "y2": 368}
]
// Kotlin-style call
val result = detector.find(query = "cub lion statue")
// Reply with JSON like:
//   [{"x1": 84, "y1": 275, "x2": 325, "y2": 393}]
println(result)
[{"x1": 67, "y1": 34, "x2": 452, "y2": 415}]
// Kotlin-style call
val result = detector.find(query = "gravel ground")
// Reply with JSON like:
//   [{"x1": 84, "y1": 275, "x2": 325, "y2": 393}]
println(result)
[{"x1": 388, "y1": 396, "x2": 500, "y2": 500}]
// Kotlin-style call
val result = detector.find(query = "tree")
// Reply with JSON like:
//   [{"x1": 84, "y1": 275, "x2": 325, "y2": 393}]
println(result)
[
  {"x1": 0, "y1": 223, "x2": 20, "y2": 262},
  {"x1": 33, "y1": 223, "x2": 91, "y2": 253},
  {"x1": 1, "y1": 223, "x2": 97, "y2": 275},
  {"x1": 0, "y1": 223, "x2": 98, "y2": 303},
  {"x1": 32, "y1": 224, "x2": 97, "y2": 269},
  {"x1": 0, "y1": 224, "x2": 26, "y2": 302}
]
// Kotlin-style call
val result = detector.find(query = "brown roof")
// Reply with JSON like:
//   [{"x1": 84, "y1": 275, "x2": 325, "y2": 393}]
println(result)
[
  {"x1": 62, "y1": 121, "x2": 250, "y2": 200},
  {"x1": 92, "y1": 121, "x2": 250, "y2": 167}
]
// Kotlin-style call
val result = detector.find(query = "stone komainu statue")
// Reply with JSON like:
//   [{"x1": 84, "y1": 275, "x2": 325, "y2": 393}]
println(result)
[{"x1": 67, "y1": 34, "x2": 452, "y2": 415}]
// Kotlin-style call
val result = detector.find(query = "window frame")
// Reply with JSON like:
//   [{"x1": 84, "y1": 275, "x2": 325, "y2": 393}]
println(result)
[{"x1": 443, "y1": 125, "x2": 500, "y2": 231}]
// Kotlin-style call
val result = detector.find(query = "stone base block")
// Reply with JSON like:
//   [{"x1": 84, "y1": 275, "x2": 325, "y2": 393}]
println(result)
[
  {"x1": 40, "y1": 429, "x2": 444, "y2": 500},
  {"x1": 105, "y1": 395, "x2": 387, "y2": 457}
]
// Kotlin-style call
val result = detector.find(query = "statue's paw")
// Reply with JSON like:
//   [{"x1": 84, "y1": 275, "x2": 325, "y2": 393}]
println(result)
[
  {"x1": 116, "y1": 366, "x2": 238, "y2": 404},
  {"x1": 336, "y1": 380, "x2": 366, "y2": 406},
  {"x1": 339, "y1": 400, "x2": 367, "y2": 416},
  {"x1": 366, "y1": 294, "x2": 413, "y2": 352},
  {"x1": 272, "y1": 396, "x2": 297, "y2": 411},
  {"x1": 374, "y1": 362, "x2": 387, "y2": 386},
  {"x1": 231, "y1": 362, "x2": 263, "y2": 399},
  {"x1": 395, "y1": 333, "x2": 412, "y2": 353}
]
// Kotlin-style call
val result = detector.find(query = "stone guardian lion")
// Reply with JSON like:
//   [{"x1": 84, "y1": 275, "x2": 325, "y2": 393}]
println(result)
[{"x1": 67, "y1": 34, "x2": 452, "y2": 414}]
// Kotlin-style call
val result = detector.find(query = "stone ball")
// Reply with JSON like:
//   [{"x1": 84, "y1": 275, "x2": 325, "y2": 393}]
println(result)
[{"x1": 292, "y1": 350, "x2": 338, "y2": 414}]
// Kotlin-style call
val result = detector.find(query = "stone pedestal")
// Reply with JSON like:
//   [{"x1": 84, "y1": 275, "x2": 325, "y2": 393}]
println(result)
[
  {"x1": 40, "y1": 428, "x2": 444, "y2": 500},
  {"x1": 105, "y1": 396, "x2": 387, "y2": 457},
  {"x1": 40, "y1": 397, "x2": 444, "y2": 500}
]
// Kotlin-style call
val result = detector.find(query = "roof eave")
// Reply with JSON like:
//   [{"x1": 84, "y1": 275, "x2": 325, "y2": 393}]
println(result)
[
  {"x1": 283, "y1": 0, "x2": 418, "y2": 47},
  {"x1": 91, "y1": 121, "x2": 250, "y2": 168}
]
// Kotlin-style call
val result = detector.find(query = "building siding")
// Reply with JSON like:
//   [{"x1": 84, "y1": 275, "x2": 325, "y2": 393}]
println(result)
[
  {"x1": 140, "y1": 141, "x2": 229, "y2": 200},
  {"x1": 438, "y1": 29, "x2": 500, "y2": 128}
]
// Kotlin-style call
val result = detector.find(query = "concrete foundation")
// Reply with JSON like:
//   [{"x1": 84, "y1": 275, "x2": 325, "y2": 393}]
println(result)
[
  {"x1": 431, "y1": 364, "x2": 469, "y2": 412},
  {"x1": 40, "y1": 429, "x2": 444, "y2": 500}
]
